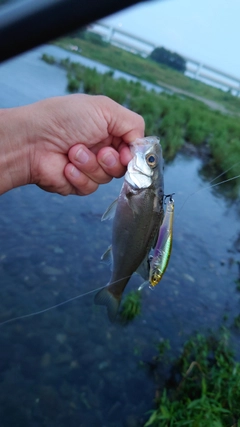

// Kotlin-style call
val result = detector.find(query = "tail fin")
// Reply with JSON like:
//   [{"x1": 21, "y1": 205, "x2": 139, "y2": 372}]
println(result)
[{"x1": 94, "y1": 287, "x2": 121, "y2": 322}]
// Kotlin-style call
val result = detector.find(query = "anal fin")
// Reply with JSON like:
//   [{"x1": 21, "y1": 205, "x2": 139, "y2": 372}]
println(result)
[
  {"x1": 101, "y1": 245, "x2": 113, "y2": 270},
  {"x1": 136, "y1": 252, "x2": 151, "y2": 280}
]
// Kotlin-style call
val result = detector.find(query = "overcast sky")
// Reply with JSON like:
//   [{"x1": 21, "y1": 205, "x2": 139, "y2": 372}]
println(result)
[{"x1": 101, "y1": 0, "x2": 239, "y2": 78}]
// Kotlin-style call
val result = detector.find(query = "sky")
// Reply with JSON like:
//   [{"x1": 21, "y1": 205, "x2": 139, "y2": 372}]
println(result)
[{"x1": 101, "y1": 0, "x2": 239, "y2": 78}]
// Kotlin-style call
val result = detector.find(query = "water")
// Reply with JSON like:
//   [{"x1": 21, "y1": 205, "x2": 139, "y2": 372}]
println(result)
[
  {"x1": 0, "y1": 43, "x2": 166, "y2": 109},
  {"x1": 0, "y1": 46, "x2": 239, "y2": 426}
]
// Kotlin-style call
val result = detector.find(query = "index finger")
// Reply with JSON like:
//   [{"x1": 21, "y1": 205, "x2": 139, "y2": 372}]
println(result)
[{"x1": 94, "y1": 95, "x2": 145, "y2": 143}]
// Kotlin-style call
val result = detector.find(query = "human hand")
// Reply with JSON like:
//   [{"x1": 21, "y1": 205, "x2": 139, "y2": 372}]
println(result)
[
  {"x1": 0, "y1": 94, "x2": 144, "y2": 196},
  {"x1": 28, "y1": 94, "x2": 144, "y2": 195}
]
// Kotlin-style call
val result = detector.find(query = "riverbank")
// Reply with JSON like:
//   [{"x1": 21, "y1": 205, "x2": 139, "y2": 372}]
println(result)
[
  {"x1": 42, "y1": 53, "x2": 240, "y2": 196},
  {"x1": 54, "y1": 36, "x2": 240, "y2": 115}
]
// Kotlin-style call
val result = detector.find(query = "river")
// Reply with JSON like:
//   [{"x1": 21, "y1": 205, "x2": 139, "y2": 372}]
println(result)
[{"x1": 0, "y1": 45, "x2": 239, "y2": 427}]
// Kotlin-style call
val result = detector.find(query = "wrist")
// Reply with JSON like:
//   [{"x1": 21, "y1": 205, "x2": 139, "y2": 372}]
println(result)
[{"x1": 0, "y1": 106, "x2": 31, "y2": 194}]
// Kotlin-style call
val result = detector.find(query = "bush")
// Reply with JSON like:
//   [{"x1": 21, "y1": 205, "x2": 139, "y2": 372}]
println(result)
[
  {"x1": 41, "y1": 53, "x2": 56, "y2": 65},
  {"x1": 67, "y1": 76, "x2": 80, "y2": 92},
  {"x1": 83, "y1": 68, "x2": 102, "y2": 94}
]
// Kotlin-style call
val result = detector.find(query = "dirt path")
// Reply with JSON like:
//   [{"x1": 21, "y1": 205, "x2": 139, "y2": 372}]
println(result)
[{"x1": 157, "y1": 81, "x2": 233, "y2": 115}]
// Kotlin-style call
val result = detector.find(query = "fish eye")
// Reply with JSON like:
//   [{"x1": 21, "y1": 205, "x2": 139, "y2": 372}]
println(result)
[{"x1": 146, "y1": 153, "x2": 158, "y2": 168}]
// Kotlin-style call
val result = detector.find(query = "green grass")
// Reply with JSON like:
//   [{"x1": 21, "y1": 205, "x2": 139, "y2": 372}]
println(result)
[
  {"x1": 144, "y1": 329, "x2": 240, "y2": 427},
  {"x1": 54, "y1": 35, "x2": 240, "y2": 115},
  {"x1": 119, "y1": 290, "x2": 142, "y2": 323}
]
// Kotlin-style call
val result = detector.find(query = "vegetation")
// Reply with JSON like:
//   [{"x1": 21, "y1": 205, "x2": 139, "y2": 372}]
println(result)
[
  {"x1": 54, "y1": 35, "x2": 240, "y2": 114},
  {"x1": 119, "y1": 291, "x2": 142, "y2": 323},
  {"x1": 70, "y1": 29, "x2": 109, "y2": 47},
  {"x1": 41, "y1": 53, "x2": 56, "y2": 65},
  {"x1": 42, "y1": 54, "x2": 240, "y2": 194},
  {"x1": 233, "y1": 315, "x2": 240, "y2": 330},
  {"x1": 144, "y1": 329, "x2": 240, "y2": 427},
  {"x1": 235, "y1": 279, "x2": 240, "y2": 292},
  {"x1": 149, "y1": 47, "x2": 186, "y2": 73}
]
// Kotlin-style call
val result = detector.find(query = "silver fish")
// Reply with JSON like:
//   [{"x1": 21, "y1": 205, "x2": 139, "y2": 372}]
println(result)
[{"x1": 94, "y1": 136, "x2": 164, "y2": 321}]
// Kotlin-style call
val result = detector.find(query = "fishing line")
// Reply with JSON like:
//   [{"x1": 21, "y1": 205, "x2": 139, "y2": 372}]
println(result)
[
  {"x1": 202, "y1": 160, "x2": 240, "y2": 186},
  {"x1": 1, "y1": 162, "x2": 239, "y2": 325},
  {"x1": 0, "y1": 275, "x2": 132, "y2": 326},
  {"x1": 176, "y1": 161, "x2": 240, "y2": 219},
  {"x1": 130, "y1": 160, "x2": 240, "y2": 218}
]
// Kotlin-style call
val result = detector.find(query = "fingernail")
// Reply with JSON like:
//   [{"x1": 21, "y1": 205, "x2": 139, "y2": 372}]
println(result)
[
  {"x1": 70, "y1": 165, "x2": 81, "y2": 178},
  {"x1": 75, "y1": 148, "x2": 89, "y2": 164},
  {"x1": 101, "y1": 153, "x2": 117, "y2": 168}
]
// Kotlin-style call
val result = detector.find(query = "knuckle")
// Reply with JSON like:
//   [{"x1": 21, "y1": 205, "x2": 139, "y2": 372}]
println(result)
[
  {"x1": 76, "y1": 179, "x2": 99, "y2": 196},
  {"x1": 98, "y1": 174, "x2": 112, "y2": 184}
]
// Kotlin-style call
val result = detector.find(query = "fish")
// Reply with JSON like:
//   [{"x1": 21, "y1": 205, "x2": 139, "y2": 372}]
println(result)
[{"x1": 94, "y1": 136, "x2": 165, "y2": 322}]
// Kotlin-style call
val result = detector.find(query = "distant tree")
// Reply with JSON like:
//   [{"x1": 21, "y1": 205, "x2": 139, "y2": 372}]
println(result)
[
  {"x1": 149, "y1": 47, "x2": 186, "y2": 73},
  {"x1": 69, "y1": 27, "x2": 88, "y2": 39},
  {"x1": 69, "y1": 28, "x2": 108, "y2": 47}
]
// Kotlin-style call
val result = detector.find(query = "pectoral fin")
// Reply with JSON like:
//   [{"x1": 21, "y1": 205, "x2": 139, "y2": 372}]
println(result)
[{"x1": 101, "y1": 198, "x2": 118, "y2": 221}]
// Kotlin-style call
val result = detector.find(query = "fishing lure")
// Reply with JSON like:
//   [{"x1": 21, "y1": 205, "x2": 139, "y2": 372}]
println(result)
[
  {"x1": 149, "y1": 193, "x2": 174, "y2": 288},
  {"x1": 138, "y1": 193, "x2": 174, "y2": 291}
]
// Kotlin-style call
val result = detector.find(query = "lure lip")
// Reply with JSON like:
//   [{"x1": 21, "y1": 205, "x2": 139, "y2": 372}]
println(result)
[
  {"x1": 138, "y1": 280, "x2": 156, "y2": 291},
  {"x1": 164, "y1": 193, "x2": 175, "y2": 203}
]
